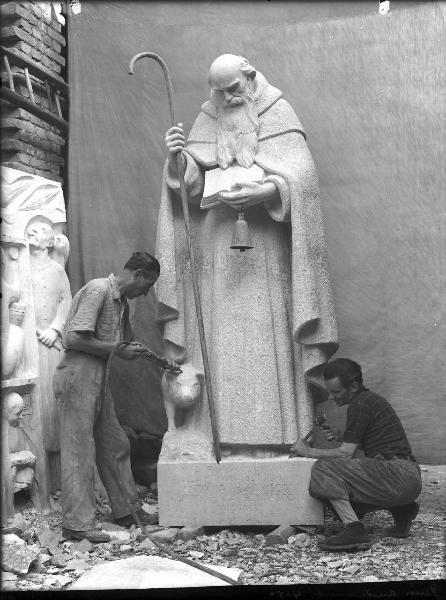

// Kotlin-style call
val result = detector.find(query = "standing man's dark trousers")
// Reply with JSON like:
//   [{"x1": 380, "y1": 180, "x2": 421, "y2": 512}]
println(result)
[
  {"x1": 54, "y1": 351, "x2": 139, "y2": 531},
  {"x1": 309, "y1": 456, "x2": 422, "y2": 509}
]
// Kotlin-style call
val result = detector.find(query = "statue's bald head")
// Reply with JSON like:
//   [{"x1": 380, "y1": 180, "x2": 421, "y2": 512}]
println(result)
[
  {"x1": 3, "y1": 392, "x2": 24, "y2": 426},
  {"x1": 209, "y1": 54, "x2": 256, "y2": 91}
]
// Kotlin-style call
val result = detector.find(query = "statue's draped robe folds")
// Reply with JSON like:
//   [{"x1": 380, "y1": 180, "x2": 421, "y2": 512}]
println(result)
[
  {"x1": 156, "y1": 73, "x2": 338, "y2": 451},
  {"x1": 30, "y1": 259, "x2": 71, "y2": 452}
]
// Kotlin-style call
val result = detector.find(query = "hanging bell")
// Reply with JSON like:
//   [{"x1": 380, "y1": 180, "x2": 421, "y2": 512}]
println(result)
[{"x1": 230, "y1": 212, "x2": 253, "y2": 252}]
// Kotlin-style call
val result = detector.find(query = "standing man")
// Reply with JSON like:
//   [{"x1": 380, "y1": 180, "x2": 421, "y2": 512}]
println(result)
[
  {"x1": 290, "y1": 358, "x2": 422, "y2": 551},
  {"x1": 54, "y1": 252, "x2": 175, "y2": 543}
]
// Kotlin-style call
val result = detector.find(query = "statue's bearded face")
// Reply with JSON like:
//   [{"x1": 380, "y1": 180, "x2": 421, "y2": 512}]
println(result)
[{"x1": 210, "y1": 72, "x2": 259, "y2": 169}]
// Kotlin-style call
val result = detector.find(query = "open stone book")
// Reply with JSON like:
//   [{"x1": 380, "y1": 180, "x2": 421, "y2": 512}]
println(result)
[{"x1": 201, "y1": 164, "x2": 265, "y2": 209}]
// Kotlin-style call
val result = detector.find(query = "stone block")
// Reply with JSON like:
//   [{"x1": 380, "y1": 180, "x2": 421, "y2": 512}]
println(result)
[
  {"x1": 138, "y1": 538, "x2": 156, "y2": 551},
  {"x1": 158, "y1": 457, "x2": 323, "y2": 527},
  {"x1": 101, "y1": 528, "x2": 129, "y2": 544},
  {"x1": 1, "y1": 571, "x2": 18, "y2": 583},
  {"x1": 150, "y1": 528, "x2": 180, "y2": 543},
  {"x1": 69, "y1": 556, "x2": 242, "y2": 589},
  {"x1": 65, "y1": 559, "x2": 89, "y2": 571},
  {"x1": 50, "y1": 553, "x2": 69, "y2": 567},
  {"x1": 36, "y1": 528, "x2": 62, "y2": 555},
  {"x1": 265, "y1": 525, "x2": 297, "y2": 546},
  {"x1": 179, "y1": 526, "x2": 205, "y2": 541},
  {"x1": 141, "y1": 502, "x2": 158, "y2": 516},
  {"x1": 1, "y1": 534, "x2": 40, "y2": 574},
  {"x1": 72, "y1": 539, "x2": 93, "y2": 554}
]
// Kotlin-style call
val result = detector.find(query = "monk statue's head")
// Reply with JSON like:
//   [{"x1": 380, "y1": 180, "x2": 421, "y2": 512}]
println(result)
[
  {"x1": 25, "y1": 220, "x2": 55, "y2": 252},
  {"x1": 209, "y1": 54, "x2": 260, "y2": 169}
]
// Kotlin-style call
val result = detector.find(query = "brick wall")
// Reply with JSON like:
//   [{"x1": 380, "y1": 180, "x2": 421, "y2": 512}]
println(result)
[{"x1": 1, "y1": 2, "x2": 67, "y2": 182}]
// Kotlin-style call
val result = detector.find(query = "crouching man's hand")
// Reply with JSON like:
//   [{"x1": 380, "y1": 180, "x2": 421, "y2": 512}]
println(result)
[
  {"x1": 289, "y1": 439, "x2": 311, "y2": 458},
  {"x1": 321, "y1": 424, "x2": 343, "y2": 443}
]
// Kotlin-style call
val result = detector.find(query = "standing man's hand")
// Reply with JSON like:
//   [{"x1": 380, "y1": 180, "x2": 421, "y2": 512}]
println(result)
[
  {"x1": 165, "y1": 123, "x2": 186, "y2": 173},
  {"x1": 289, "y1": 439, "x2": 311, "y2": 458},
  {"x1": 115, "y1": 342, "x2": 149, "y2": 361},
  {"x1": 162, "y1": 357, "x2": 180, "y2": 371}
]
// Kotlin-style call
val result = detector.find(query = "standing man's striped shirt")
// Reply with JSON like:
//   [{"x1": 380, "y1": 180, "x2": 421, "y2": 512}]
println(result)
[{"x1": 62, "y1": 273, "x2": 132, "y2": 349}]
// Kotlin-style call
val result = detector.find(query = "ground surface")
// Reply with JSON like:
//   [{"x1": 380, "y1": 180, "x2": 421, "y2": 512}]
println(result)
[{"x1": 1, "y1": 465, "x2": 445, "y2": 592}]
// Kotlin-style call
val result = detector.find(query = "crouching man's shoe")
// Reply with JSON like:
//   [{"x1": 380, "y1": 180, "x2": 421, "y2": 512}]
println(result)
[
  {"x1": 115, "y1": 508, "x2": 158, "y2": 528},
  {"x1": 318, "y1": 521, "x2": 372, "y2": 552},
  {"x1": 388, "y1": 501, "x2": 419, "y2": 538},
  {"x1": 62, "y1": 528, "x2": 110, "y2": 543}
]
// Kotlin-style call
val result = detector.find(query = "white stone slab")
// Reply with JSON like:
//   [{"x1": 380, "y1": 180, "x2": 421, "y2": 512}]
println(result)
[
  {"x1": 69, "y1": 556, "x2": 241, "y2": 589},
  {"x1": 158, "y1": 457, "x2": 323, "y2": 527}
]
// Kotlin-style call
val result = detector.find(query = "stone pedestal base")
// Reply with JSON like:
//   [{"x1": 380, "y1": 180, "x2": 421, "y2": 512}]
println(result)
[{"x1": 158, "y1": 457, "x2": 323, "y2": 527}]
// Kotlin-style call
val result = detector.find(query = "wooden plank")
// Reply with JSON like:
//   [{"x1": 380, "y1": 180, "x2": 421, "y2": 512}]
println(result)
[{"x1": 0, "y1": 86, "x2": 68, "y2": 132}]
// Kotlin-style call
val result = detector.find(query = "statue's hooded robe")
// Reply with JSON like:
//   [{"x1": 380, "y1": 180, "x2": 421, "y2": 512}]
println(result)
[{"x1": 156, "y1": 71, "x2": 338, "y2": 447}]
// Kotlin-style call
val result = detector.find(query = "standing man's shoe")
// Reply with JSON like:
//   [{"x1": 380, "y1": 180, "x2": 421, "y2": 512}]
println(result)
[
  {"x1": 388, "y1": 501, "x2": 419, "y2": 538},
  {"x1": 62, "y1": 528, "x2": 110, "y2": 543},
  {"x1": 318, "y1": 521, "x2": 372, "y2": 551}
]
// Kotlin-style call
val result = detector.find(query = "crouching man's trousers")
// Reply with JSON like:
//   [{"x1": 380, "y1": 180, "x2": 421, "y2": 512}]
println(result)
[{"x1": 309, "y1": 456, "x2": 422, "y2": 508}]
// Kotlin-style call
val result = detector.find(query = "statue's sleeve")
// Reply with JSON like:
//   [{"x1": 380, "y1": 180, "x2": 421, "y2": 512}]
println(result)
[
  {"x1": 164, "y1": 152, "x2": 205, "y2": 204},
  {"x1": 263, "y1": 173, "x2": 291, "y2": 222},
  {"x1": 258, "y1": 130, "x2": 314, "y2": 224},
  {"x1": 50, "y1": 268, "x2": 72, "y2": 335}
]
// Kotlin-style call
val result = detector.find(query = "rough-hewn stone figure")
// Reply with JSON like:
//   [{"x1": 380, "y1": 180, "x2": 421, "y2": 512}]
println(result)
[
  {"x1": 2, "y1": 392, "x2": 35, "y2": 530},
  {"x1": 25, "y1": 219, "x2": 71, "y2": 493}
]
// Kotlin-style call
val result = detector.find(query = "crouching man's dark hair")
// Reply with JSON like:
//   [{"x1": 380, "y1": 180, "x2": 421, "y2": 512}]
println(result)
[
  {"x1": 124, "y1": 252, "x2": 160, "y2": 277},
  {"x1": 323, "y1": 358, "x2": 363, "y2": 388}
]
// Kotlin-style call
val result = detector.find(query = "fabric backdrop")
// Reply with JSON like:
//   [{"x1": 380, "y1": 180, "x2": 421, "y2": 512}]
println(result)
[{"x1": 67, "y1": 1, "x2": 445, "y2": 463}]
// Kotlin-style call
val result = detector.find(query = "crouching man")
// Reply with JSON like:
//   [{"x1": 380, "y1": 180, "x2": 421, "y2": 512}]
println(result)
[{"x1": 290, "y1": 358, "x2": 422, "y2": 551}]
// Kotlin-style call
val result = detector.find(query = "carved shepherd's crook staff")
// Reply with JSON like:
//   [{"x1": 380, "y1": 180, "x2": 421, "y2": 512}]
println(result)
[{"x1": 129, "y1": 52, "x2": 221, "y2": 463}]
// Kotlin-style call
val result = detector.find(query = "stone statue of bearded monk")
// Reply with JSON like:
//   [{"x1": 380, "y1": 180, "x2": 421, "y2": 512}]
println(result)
[{"x1": 157, "y1": 54, "x2": 338, "y2": 459}]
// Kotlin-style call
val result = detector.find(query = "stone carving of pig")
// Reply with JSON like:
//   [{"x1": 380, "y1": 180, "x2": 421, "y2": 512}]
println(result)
[{"x1": 161, "y1": 363, "x2": 204, "y2": 431}]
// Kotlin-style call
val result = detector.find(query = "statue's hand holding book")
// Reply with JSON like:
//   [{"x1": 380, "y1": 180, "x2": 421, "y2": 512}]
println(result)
[{"x1": 201, "y1": 164, "x2": 266, "y2": 210}]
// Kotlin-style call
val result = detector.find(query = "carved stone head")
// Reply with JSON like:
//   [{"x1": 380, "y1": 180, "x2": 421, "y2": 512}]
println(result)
[
  {"x1": 208, "y1": 54, "x2": 257, "y2": 108},
  {"x1": 3, "y1": 392, "x2": 24, "y2": 427},
  {"x1": 25, "y1": 219, "x2": 55, "y2": 251}
]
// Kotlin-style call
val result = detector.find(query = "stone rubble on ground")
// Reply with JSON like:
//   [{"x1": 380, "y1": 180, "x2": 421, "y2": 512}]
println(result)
[
  {"x1": 1, "y1": 467, "x2": 444, "y2": 590},
  {"x1": 1, "y1": 533, "x2": 41, "y2": 574},
  {"x1": 36, "y1": 528, "x2": 62, "y2": 555}
]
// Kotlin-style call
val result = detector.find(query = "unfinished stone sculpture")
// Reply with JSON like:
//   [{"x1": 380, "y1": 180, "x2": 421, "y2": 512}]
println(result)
[
  {"x1": 1, "y1": 167, "x2": 68, "y2": 512},
  {"x1": 2, "y1": 392, "x2": 35, "y2": 530},
  {"x1": 6, "y1": 392, "x2": 36, "y2": 493},
  {"x1": 157, "y1": 54, "x2": 338, "y2": 461},
  {"x1": 26, "y1": 219, "x2": 72, "y2": 493},
  {"x1": 160, "y1": 363, "x2": 212, "y2": 461},
  {"x1": 1, "y1": 245, "x2": 25, "y2": 381}
]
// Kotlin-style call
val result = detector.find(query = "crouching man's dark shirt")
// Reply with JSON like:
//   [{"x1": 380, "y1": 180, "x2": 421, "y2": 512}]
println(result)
[{"x1": 343, "y1": 388, "x2": 415, "y2": 460}]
